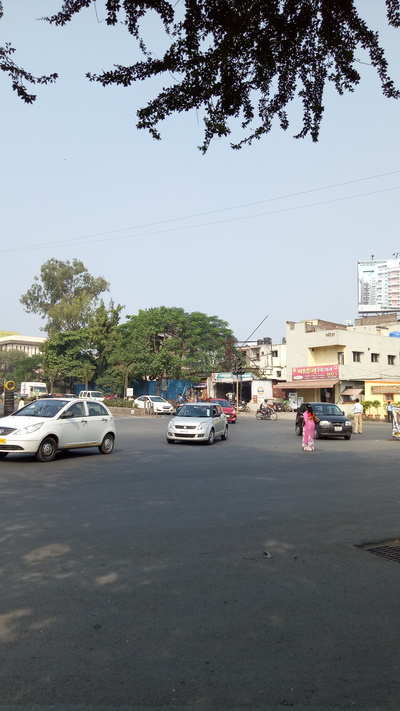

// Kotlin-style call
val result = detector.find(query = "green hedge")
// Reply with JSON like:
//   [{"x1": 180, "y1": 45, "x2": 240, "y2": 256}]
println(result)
[{"x1": 104, "y1": 398, "x2": 137, "y2": 408}]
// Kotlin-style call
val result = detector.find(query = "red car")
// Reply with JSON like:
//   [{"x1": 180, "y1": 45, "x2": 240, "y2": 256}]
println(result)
[{"x1": 207, "y1": 398, "x2": 237, "y2": 423}]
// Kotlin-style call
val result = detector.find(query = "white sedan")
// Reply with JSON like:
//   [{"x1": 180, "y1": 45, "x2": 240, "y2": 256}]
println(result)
[
  {"x1": 0, "y1": 398, "x2": 116, "y2": 462},
  {"x1": 134, "y1": 395, "x2": 174, "y2": 414},
  {"x1": 167, "y1": 402, "x2": 228, "y2": 444}
]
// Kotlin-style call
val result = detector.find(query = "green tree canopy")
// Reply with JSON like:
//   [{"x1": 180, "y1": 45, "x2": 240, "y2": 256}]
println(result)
[
  {"x1": 86, "y1": 301, "x2": 123, "y2": 380},
  {"x1": 1, "y1": 1, "x2": 399, "y2": 150},
  {"x1": 41, "y1": 330, "x2": 94, "y2": 391},
  {"x1": 118, "y1": 306, "x2": 234, "y2": 381},
  {"x1": 20, "y1": 259, "x2": 109, "y2": 335}
]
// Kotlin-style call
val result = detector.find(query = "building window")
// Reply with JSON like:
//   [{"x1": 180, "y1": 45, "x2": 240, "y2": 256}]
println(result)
[
  {"x1": 352, "y1": 351, "x2": 362, "y2": 363},
  {"x1": 371, "y1": 353, "x2": 379, "y2": 363},
  {"x1": 338, "y1": 352, "x2": 344, "y2": 364},
  {"x1": 388, "y1": 355, "x2": 396, "y2": 365},
  {"x1": 272, "y1": 350, "x2": 278, "y2": 358},
  {"x1": 276, "y1": 370, "x2": 282, "y2": 377}
]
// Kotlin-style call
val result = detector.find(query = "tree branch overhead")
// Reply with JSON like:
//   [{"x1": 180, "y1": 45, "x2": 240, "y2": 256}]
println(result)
[{"x1": 1, "y1": 1, "x2": 399, "y2": 149}]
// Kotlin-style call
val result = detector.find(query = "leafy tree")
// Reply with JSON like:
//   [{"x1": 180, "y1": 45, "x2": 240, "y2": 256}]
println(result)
[
  {"x1": 73, "y1": 361, "x2": 96, "y2": 390},
  {"x1": 86, "y1": 301, "x2": 123, "y2": 380},
  {"x1": 0, "y1": 350, "x2": 26, "y2": 379},
  {"x1": 118, "y1": 306, "x2": 233, "y2": 383},
  {"x1": 1, "y1": 2, "x2": 399, "y2": 150},
  {"x1": 20, "y1": 259, "x2": 109, "y2": 335},
  {"x1": 0, "y1": 351, "x2": 43, "y2": 385},
  {"x1": 13, "y1": 354, "x2": 43, "y2": 384},
  {"x1": 41, "y1": 330, "x2": 93, "y2": 391}
]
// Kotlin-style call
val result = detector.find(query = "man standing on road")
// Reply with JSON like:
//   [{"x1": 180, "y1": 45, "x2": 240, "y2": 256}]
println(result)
[
  {"x1": 352, "y1": 398, "x2": 364, "y2": 434},
  {"x1": 387, "y1": 401, "x2": 393, "y2": 423}
]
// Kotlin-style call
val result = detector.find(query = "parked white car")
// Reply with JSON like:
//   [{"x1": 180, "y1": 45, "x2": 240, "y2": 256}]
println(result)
[
  {"x1": 134, "y1": 395, "x2": 174, "y2": 414},
  {"x1": 79, "y1": 390, "x2": 105, "y2": 402},
  {"x1": 167, "y1": 402, "x2": 228, "y2": 444},
  {"x1": 0, "y1": 398, "x2": 115, "y2": 462}
]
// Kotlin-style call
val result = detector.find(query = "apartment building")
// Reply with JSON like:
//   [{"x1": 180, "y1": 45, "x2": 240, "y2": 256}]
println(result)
[
  {"x1": 278, "y1": 317, "x2": 400, "y2": 412},
  {"x1": 238, "y1": 338, "x2": 287, "y2": 381}
]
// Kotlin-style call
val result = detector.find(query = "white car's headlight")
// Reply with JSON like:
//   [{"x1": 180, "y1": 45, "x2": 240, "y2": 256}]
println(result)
[
  {"x1": 14, "y1": 423, "x2": 43, "y2": 435},
  {"x1": 197, "y1": 423, "x2": 206, "y2": 431},
  {"x1": 319, "y1": 420, "x2": 330, "y2": 426}
]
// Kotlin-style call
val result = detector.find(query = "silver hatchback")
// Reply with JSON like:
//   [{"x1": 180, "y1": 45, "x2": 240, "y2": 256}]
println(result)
[{"x1": 167, "y1": 403, "x2": 228, "y2": 444}]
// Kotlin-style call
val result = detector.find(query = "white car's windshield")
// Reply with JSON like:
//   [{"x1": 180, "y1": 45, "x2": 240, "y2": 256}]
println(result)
[
  {"x1": 149, "y1": 397, "x2": 165, "y2": 402},
  {"x1": 12, "y1": 400, "x2": 69, "y2": 418},
  {"x1": 178, "y1": 405, "x2": 212, "y2": 418}
]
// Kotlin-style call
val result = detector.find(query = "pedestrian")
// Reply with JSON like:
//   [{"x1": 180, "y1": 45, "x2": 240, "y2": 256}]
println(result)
[
  {"x1": 387, "y1": 400, "x2": 393, "y2": 423},
  {"x1": 302, "y1": 404, "x2": 317, "y2": 452},
  {"x1": 352, "y1": 398, "x2": 364, "y2": 434},
  {"x1": 17, "y1": 397, "x2": 25, "y2": 410}
]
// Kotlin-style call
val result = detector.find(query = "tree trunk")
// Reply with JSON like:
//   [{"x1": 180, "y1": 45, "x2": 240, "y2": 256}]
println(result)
[{"x1": 124, "y1": 370, "x2": 128, "y2": 399}]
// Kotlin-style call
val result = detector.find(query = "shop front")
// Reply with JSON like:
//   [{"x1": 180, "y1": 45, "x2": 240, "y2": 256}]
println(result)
[
  {"x1": 275, "y1": 364, "x2": 340, "y2": 408},
  {"x1": 210, "y1": 372, "x2": 254, "y2": 403},
  {"x1": 364, "y1": 381, "x2": 400, "y2": 419}
]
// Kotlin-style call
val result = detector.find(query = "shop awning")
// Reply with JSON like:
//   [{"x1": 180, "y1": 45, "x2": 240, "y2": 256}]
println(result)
[
  {"x1": 341, "y1": 387, "x2": 363, "y2": 396},
  {"x1": 278, "y1": 379, "x2": 339, "y2": 390}
]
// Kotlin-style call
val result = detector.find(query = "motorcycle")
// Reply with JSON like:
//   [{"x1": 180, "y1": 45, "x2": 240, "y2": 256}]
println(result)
[
  {"x1": 238, "y1": 400, "x2": 249, "y2": 412},
  {"x1": 256, "y1": 407, "x2": 278, "y2": 421}
]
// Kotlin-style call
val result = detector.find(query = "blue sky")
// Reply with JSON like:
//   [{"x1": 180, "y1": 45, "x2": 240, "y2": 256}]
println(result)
[{"x1": 1, "y1": 1, "x2": 399, "y2": 343}]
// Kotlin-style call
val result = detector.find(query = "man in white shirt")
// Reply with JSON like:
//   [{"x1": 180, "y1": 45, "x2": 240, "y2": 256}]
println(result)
[{"x1": 352, "y1": 398, "x2": 364, "y2": 434}]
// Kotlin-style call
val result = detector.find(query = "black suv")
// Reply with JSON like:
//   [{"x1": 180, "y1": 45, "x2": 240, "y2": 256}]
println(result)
[{"x1": 295, "y1": 402, "x2": 352, "y2": 440}]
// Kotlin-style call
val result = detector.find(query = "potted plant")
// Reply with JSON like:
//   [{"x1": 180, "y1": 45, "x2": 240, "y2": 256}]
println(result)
[
  {"x1": 370, "y1": 400, "x2": 381, "y2": 419},
  {"x1": 361, "y1": 400, "x2": 372, "y2": 418}
]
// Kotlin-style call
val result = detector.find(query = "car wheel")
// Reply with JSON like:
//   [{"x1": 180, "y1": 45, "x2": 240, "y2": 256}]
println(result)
[
  {"x1": 36, "y1": 437, "x2": 57, "y2": 462},
  {"x1": 221, "y1": 426, "x2": 228, "y2": 441},
  {"x1": 0, "y1": 452, "x2": 8, "y2": 459},
  {"x1": 99, "y1": 433, "x2": 115, "y2": 455},
  {"x1": 344, "y1": 434, "x2": 351, "y2": 440},
  {"x1": 207, "y1": 428, "x2": 215, "y2": 445},
  {"x1": 295, "y1": 424, "x2": 302, "y2": 436}
]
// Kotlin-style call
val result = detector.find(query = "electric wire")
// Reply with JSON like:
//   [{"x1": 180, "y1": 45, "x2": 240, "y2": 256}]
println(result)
[
  {"x1": 5, "y1": 168, "x2": 400, "y2": 255},
  {"x1": 2, "y1": 182, "x2": 399, "y2": 256}
]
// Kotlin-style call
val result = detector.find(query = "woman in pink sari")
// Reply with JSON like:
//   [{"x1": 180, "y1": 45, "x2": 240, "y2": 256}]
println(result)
[{"x1": 302, "y1": 404, "x2": 317, "y2": 452}]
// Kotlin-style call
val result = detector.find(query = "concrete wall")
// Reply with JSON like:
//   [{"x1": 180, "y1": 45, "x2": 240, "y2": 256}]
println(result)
[{"x1": 251, "y1": 379, "x2": 273, "y2": 408}]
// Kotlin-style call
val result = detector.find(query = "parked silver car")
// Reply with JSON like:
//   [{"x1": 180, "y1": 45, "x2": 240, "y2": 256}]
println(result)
[{"x1": 167, "y1": 402, "x2": 228, "y2": 444}]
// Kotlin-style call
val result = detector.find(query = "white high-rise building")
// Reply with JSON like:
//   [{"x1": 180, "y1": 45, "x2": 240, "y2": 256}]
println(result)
[{"x1": 358, "y1": 258, "x2": 400, "y2": 313}]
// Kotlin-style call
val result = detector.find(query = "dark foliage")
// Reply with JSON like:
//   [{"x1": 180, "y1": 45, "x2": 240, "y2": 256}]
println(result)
[
  {"x1": 0, "y1": 2, "x2": 57, "y2": 103},
  {"x1": 2, "y1": 1, "x2": 400, "y2": 149}
]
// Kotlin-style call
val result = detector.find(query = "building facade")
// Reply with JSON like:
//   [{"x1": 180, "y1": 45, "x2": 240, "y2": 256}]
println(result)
[
  {"x1": 238, "y1": 340, "x2": 286, "y2": 378},
  {"x1": 0, "y1": 334, "x2": 46, "y2": 356},
  {"x1": 277, "y1": 317, "x2": 400, "y2": 413}
]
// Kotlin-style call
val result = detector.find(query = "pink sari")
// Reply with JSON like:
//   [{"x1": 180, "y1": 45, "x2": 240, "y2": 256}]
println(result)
[{"x1": 302, "y1": 411, "x2": 316, "y2": 451}]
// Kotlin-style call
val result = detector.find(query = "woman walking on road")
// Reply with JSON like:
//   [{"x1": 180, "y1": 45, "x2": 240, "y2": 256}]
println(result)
[{"x1": 302, "y1": 404, "x2": 317, "y2": 452}]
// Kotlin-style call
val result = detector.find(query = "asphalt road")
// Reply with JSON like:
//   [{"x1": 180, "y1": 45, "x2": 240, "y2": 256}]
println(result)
[{"x1": 1, "y1": 415, "x2": 400, "y2": 710}]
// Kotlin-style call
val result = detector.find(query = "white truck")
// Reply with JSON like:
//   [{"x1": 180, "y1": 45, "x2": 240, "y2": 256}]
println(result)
[{"x1": 20, "y1": 382, "x2": 48, "y2": 398}]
